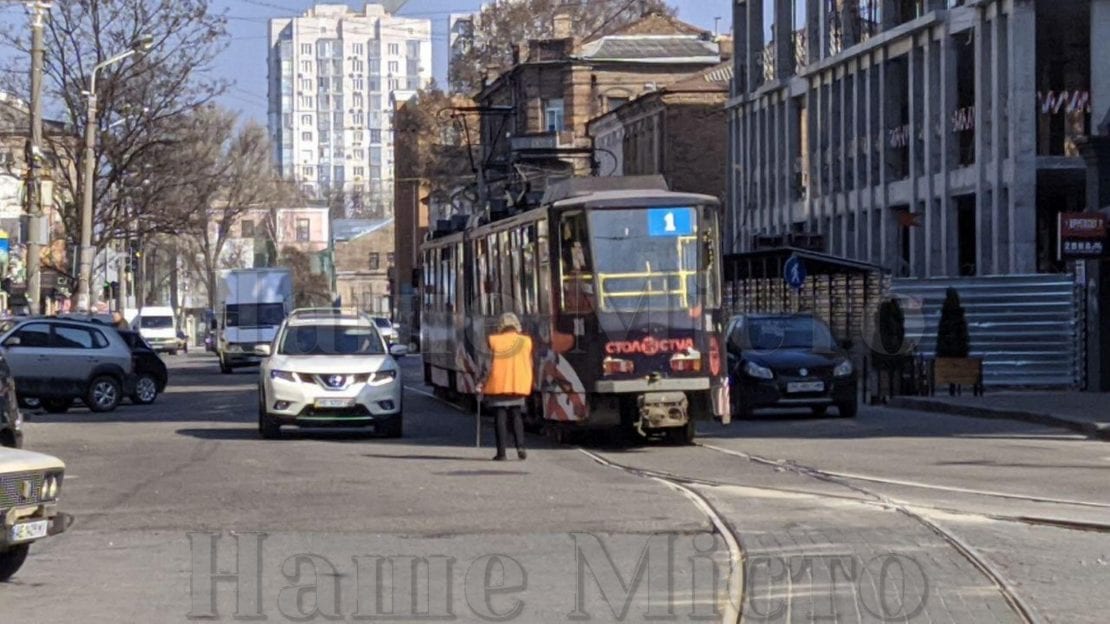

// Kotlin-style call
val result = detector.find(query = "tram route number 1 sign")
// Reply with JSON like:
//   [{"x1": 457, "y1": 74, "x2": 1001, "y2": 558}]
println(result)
[
  {"x1": 648, "y1": 208, "x2": 694, "y2": 237},
  {"x1": 1058, "y1": 212, "x2": 1107, "y2": 259}
]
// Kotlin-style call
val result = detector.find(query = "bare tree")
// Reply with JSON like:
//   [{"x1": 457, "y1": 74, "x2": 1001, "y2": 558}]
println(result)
[
  {"x1": 449, "y1": 0, "x2": 675, "y2": 94},
  {"x1": 280, "y1": 246, "x2": 330, "y2": 308},
  {"x1": 1, "y1": 0, "x2": 229, "y2": 258}
]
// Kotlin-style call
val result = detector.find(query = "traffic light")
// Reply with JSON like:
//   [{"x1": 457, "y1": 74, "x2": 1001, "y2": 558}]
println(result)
[
  {"x1": 102, "y1": 281, "x2": 110, "y2": 300},
  {"x1": 127, "y1": 239, "x2": 142, "y2": 273},
  {"x1": 110, "y1": 281, "x2": 119, "y2": 300}
]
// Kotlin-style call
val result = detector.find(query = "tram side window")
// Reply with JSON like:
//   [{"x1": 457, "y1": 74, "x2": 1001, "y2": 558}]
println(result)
[
  {"x1": 477, "y1": 238, "x2": 490, "y2": 315},
  {"x1": 440, "y1": 246, "x2": 452, "y2": 313},
  {"x1": 455, "y1": 242, "x2": 464, "y2": 313},
  {"x1": 536, "y1": 220, "x2": 551, "y2": 315},
  {"x1": 559, "y1": 212, "x2": 594, "y2": 314},
  {"x1": 489, "y1": 233, "x2": 501, "y2": 314},
  {"x1": 702, "y1": 206, "x2": 721, "y2": 308},
  {"x1": 521, "y1": 225, "x2": 537, "y2": 315},
  {"x1": 499, "y1": 230, "x2": 512, "y2": 313},
  {"x1": 510, "y1": 229, "x2": 523, "y2": 315}
]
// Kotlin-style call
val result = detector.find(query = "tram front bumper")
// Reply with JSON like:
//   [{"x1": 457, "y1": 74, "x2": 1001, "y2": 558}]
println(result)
[{"x1": 638, "y1": 392, "x2": 689, "y2": 429}]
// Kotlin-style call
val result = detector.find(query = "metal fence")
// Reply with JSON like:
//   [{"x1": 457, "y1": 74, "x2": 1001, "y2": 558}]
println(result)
[{"x1": 891, "y1": 274, "x2": 1083, "y2": 388}]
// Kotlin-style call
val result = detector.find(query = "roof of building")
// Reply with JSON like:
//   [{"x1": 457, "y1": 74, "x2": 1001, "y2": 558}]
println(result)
[
  {"x1": 333, "y1": 218, "x2": 394, "y2": 242},
  {"x1": 664, "y1": 61, "x2": 734, "y2": 92},
  {"x1": 0, "y1": 92, "x2": 69, "y2": 135},
  {"x1": 577, "y1": 14, "x2": 718, "y2": 63}
]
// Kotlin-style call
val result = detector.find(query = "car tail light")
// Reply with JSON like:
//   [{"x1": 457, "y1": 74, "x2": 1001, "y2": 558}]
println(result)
[{"x1": 603, "y1": 357, "x2": 635, "y2": 375}]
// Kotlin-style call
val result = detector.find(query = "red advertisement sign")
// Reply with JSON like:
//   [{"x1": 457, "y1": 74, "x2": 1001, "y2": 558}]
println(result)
[{"x1": 605, "y1": 337, "x2": 694, "y2": 357}]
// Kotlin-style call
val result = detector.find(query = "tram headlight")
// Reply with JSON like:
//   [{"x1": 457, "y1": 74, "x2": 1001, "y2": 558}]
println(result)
[{"x1": 602, "y1": 357, "x2": 635, "y2": 376}]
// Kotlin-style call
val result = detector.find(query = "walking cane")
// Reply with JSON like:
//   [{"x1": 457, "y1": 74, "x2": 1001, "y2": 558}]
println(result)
[{"x1": 475, "y1": 389, "x2": 482, "y2": 449}]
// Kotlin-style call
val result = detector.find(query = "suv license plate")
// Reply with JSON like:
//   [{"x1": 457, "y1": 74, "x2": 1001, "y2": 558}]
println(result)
[
  {"x1": 787, "y1": 381, "x2": 824, "y2": 393},
  {"x1": 315, "y1": 398, "x2": 355, "y2": 408},
  {"x1": 10, "y1": 520, "x2": 48, "y2": 543}
]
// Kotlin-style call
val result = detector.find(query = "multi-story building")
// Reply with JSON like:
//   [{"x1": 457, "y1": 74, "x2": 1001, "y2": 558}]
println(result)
[
  {"x1": 588, "y1": 61, "x2": 733, "y2": 199},
  {"x1": 727, "y1": 0, "x2": 1107, "y2": 277},
  {"x1": 448, "y1": 12, "x2": 475, "y2": 82},
  {"x1": 267, "y1": 3, "x2": 432, "y2": 218},
  {"x1": 477, "y1": 12, "x2": 725, "y2": 210}
]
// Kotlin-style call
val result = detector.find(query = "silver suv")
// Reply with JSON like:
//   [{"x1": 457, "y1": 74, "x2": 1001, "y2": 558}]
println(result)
[{"x1": 0, "y1": 318, "x2": 134, "y2": 413}]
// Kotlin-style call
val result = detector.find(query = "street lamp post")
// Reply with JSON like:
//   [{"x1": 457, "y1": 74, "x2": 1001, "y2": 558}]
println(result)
[{"x1": 75, "y1": 35, "x2": 153, "y2": 313}]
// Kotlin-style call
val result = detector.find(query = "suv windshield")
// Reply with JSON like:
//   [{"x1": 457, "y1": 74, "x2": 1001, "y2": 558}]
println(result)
[
  {"x1": 743, "y1": 317, "x2": 835, "y2": 351},
  {"x1": 278, "y1": 324, "x2": 385, "y2": 356}
]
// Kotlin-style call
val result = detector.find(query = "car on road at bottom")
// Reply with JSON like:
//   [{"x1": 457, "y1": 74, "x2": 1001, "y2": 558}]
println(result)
[
  {"x1": 117, "y1": 330, "x2": 168, "y2": 405},
  {"x1": 0, "y1": 318, "x2": 133, "y2": 413},
  {"x1": 726, "y1": 313, "x2": 858, "y2": 418},
  {"x1": 258, "y1": 309, "x2": 409, "y2": 439},
  {"x1": 0, "y1": 447, "x2": 69, "y2": 581}
]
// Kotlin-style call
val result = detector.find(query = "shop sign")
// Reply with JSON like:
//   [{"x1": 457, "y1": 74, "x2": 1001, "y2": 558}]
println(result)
[{"x1": 1058, "y1": 212, "x2": 1107, "y2": 259}]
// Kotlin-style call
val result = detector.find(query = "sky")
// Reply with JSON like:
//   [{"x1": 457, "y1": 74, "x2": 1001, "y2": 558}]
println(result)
[{"x1": 214, "y1": 0, "x2": 733, "y2": 121}]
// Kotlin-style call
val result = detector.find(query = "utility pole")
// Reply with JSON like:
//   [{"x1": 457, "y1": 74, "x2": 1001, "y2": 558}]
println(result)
[{"x1": 26, "y1": 1, "x2": 51, "y2": 315}]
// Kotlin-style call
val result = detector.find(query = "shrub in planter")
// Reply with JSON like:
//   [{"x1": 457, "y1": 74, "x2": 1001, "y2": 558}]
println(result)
[{"x1": 936, "y1": 287, "x2": 970, "y2": 358}]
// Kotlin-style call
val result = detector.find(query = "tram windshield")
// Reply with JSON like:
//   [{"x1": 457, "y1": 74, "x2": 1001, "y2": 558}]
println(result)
[{"x1": 584, "y1": 207, "x2": 713, "y2": 312}]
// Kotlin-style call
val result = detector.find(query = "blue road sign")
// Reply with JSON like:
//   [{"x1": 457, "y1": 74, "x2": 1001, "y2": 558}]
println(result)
[
  {"x1": 784, "y1": 254, "x2": 806, "y2": 290},
  {"x1": 647, "y1": 208, "x2": 694, "y2": 237}
]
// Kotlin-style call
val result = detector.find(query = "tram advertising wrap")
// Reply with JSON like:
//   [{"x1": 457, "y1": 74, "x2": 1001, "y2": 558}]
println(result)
[{"x1": 420, "y1": 177, "x2": 728, "y2": 444}]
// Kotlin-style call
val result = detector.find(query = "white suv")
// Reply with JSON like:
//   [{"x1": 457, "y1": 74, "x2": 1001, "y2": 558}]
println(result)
[{"x1": 258, "y1": 309, "x2": 407, "y2": 439}]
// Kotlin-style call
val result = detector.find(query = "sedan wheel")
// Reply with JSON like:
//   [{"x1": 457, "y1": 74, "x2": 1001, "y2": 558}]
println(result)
[
  {"x1": 131, "y1": 374, "x2": 159, "y2": 405},
  {"x1": 86, "y1": 376, "x2": 122, "y2": 413}
]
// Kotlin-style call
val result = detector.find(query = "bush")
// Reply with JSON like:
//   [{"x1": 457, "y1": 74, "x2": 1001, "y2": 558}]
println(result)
[{"x1": 936, "y1": 287, "x2": 970, "y2": 358}]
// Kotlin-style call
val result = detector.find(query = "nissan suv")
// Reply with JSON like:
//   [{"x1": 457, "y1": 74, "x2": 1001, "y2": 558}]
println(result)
[
  {"x1": 258, "y1": 309, "x2": 407, "y2": 439},
  {"x1": 0, "y1": 318, "x2": 134, "y2": 413}
]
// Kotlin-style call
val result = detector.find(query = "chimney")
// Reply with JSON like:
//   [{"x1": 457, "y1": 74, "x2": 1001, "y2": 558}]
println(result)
[
  {"x1": 553, "y1": 12, "x2": 573, "y2": 39},
  {"x1": 716, "y1": 35, "x2": 734, "y2": 61}
]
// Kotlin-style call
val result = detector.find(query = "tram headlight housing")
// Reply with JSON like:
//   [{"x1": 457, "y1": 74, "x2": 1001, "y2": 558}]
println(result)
[{"x1": 602, "y1": 357, "x2": 635, "y2": 375}]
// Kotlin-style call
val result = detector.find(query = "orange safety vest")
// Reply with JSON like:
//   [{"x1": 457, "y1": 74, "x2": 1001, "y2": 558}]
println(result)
[{"x1": 485, "y1": 331, "x2": 534, "y2": 397}]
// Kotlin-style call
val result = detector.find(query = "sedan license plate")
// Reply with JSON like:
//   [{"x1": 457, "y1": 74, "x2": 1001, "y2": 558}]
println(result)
[
  {"x1": 787, "y1": 381, "x2": 825, "y2": 393},
  {"x1": 315, "y1": 398, "x2": 355, "y2": 409},
  {"x1": 9, "y1": 520, "x2": 48, "y2": 543}
]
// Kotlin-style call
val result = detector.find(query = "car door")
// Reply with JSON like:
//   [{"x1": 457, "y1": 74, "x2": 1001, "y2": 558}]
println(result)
[
  {"x1": 51, "y1": 324, "x2": 103, "y2": 386},
  {"x1": 2, "y1": 322, "x2": 54, "y2": 396}
]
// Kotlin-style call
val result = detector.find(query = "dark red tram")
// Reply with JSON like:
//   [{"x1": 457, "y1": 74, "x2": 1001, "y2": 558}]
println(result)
[{"x1": 420, "y1": 177, "x2": 729, "y2": 443}]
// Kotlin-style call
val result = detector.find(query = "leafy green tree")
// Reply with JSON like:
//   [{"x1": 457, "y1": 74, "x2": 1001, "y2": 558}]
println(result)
[{"x1": 936, "y1": 287, "x2": 970, "y2": 358}]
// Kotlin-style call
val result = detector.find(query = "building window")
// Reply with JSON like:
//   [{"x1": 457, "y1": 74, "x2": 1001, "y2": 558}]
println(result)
[
  {"x1": 388, "y1": 43, "x2": 399, "y2": 56},
  {"x1": 296, "y1": 218, "x2": 311, "y2": 242},
  {"x1": 544, "y1": 98, "x2": 565, "y2": 132},
  {"x1": 301, "y1": 43, "x2": 312, "y2": 55},
  {"x1": 301, "y1": 131, "x2": 312, "y2": 141},
  {"x1": 302, "y1": 166, "x2": 314, "y2": 177},
  {"x1": 300, "y1": 95, "x2": 314, "y2": 108},
  {"x1": 353, "y1": 43, "x2": 364, "y2": 55},
  {"x1": 353, "y1": 59, "x2": 364, "y2": 72},
  {"x1": 354, "y1": 166, "x2": 365, "y2": 177},
  {"x1": 301, "y1": 60, "x2": 312, "y2": 73},
  {"x1": 369, "y1": 252, "x2": 380, "y2": 270},
  {"x1": 389, "y1": 79, "x2": 399, "y2": 91},
  {"x1": 354, "y1": 76, "x2": 364, "y2": 90},
  {"x1": 240, "y1": 220, "x2": 255, "y2": 238},
  {"x1": 369, "y1": 129, "x2": 381, "y2": 143},
  {"x1": 301, "y1": 114, "x2": 312, "y2": 125},
  {"x1": 607, "y1": 96, "x2": 628, "y2": 111},
  {"x1": 387, "y1": 252, "x2": 395, "y2": 266},
  {"x1": 388, "y1": 61, "x2": 399, "y2": 75},
  {"x1": 354, "y1": 111, "x2": 364, "y2": 125},
  {"x1": 353, "y1": 93, "x2": 364, "y2": 107}
]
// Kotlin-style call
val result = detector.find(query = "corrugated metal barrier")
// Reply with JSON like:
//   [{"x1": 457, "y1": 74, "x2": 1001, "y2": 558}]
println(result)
[{"x1": 891, "y1": 274, "x2": 1083, "y2": 388}]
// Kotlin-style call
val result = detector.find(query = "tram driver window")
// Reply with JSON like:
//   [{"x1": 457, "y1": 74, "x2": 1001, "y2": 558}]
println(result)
[{"x1": 559, "y1": 212, "x2": 594, "y2": 314}]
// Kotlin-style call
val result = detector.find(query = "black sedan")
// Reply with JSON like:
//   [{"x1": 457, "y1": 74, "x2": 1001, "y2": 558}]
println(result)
[
  {"x1": 725, "y1": 314, "x2": 858, "y2": 418},
  {"x1": 118, "y1": 330, "x2": 168, "y2": 405}
]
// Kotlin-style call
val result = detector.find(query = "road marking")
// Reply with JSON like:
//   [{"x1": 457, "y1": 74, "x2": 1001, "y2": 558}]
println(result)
[
  {"x1": 404, "y1": 385, "x2": 466, "y2": 413},
  {"x1": 579, "y1": 448, "x2": 743, "y2": 624}
]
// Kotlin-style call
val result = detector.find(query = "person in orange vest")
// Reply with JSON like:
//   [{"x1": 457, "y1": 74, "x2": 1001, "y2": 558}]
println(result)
[{"x1": 477, "y1": 312, "x2": 534, "y2": 461}]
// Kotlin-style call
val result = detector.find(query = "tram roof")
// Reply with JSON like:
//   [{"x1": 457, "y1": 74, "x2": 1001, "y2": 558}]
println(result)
[{"x1": 542, "y1": 175, "x2": 719, "y2": 209}]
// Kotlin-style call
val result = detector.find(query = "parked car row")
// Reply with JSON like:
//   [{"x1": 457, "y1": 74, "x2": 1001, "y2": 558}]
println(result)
[{"x1": 0, "y1": 316, "x2": 170, "y2": 414}]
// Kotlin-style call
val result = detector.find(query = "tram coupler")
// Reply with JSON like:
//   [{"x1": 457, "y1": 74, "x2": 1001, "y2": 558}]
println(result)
[{"x1": 636, "y1": 392, "x2": 689, "y2": 434}]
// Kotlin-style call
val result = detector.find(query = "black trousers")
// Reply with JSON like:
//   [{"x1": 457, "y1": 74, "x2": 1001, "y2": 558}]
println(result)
[{"x1": 494, "y1": 406, "x2": 525, "y2": 457}]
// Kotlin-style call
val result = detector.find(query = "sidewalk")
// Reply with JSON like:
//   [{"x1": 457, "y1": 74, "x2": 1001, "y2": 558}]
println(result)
[{"x1": 889, "y1": 392, "x2": 1110, "y2": 440}]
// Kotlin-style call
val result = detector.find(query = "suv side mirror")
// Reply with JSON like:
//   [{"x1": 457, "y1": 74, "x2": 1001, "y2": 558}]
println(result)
[
  {"x1": 2, "y1": 336, "x2": 19, "y2": 348},
  {"x1": 389, "y1": 343, "x2": 409, "y2": 358}
]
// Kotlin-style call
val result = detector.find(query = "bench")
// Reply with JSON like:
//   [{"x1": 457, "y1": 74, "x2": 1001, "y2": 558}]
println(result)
[{"x1": 930, "y1": 357, "x2": 984, "y2": 397}]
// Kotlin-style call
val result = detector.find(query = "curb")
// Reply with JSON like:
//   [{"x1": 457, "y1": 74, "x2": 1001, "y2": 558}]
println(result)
[{"x1": 888, "y1": 397, "x2": 1110, "y2": 442}]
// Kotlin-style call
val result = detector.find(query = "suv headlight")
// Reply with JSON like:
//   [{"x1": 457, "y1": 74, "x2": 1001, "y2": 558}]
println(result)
[
  {"x1": 743, "y1": 361, "x2": 774, "y2": 380},
  {"x1": 833, "y1": 360, "x2": 854, "y2": 377},
  {"x1": 270, "y1": 370, "x2": 296, "y2": 382},
  {"x1": 367, "y1": 370, "x2": 397, "y2": 386}
]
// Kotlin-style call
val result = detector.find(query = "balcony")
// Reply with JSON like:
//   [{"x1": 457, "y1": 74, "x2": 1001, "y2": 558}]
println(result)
[{"x1": 509, "y1": 131, "x2": 584, "y2": 153}]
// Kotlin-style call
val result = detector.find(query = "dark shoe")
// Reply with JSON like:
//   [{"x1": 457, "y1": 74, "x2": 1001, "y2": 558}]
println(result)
[
  {"x1": 492, "y1": 454, "x2": 507, "y2": 461},
  {"x1": 517, "y1": 449, "x2": 527, "y2": 460}
]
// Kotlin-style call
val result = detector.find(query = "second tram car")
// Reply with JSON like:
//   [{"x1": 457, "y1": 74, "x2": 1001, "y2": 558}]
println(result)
[{"x1": 421, "y1": 176, "x2": 729, "y2": 443}]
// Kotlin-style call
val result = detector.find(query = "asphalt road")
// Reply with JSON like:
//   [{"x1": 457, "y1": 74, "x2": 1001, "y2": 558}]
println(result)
[{"x1": 1, "y1": 354, "x2": 1107, "y2": 623}]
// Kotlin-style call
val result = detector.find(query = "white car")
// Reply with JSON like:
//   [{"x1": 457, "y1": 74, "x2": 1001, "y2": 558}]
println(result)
[
  {"x1": 258, "y1": 309, "x2": 408, "y2": 439},
  {"x1": 1, "y1": 447, "x2": 70, "y2": 581}
]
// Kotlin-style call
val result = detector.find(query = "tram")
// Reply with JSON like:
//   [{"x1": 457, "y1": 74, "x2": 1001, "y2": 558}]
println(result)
[{"x1": 420, "y1": 176, "x2": 729, "y2": 443}]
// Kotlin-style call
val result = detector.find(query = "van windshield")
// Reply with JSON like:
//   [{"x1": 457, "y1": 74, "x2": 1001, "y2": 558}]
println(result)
[
  {"x1": 226, "y1": 303, "x2": 285, "y2": 328},
  {"x1": 140, "y1": 316, "x2": 174, "y2": 330}
]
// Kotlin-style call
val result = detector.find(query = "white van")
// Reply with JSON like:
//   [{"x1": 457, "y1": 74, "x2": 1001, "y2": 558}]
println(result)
[{"x1": 137, "y1": 306, "x2": 178, "y2": 354}]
